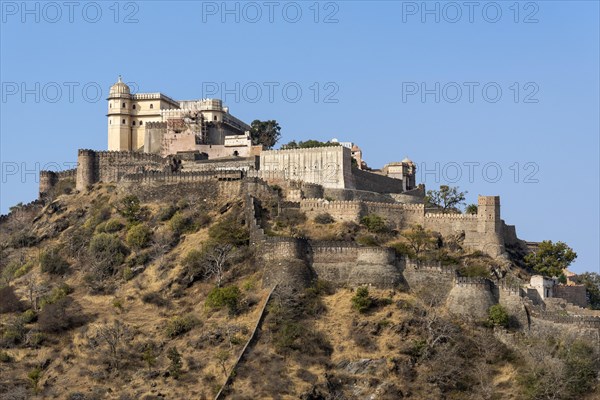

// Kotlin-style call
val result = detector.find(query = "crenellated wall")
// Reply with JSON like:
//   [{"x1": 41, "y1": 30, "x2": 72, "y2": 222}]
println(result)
[
  {"x1": 39, "y1": 168, "x2": 76, "y2": 198},
  {"x1": 76, "y1": 149, "x2": 166, "y2": 191}
]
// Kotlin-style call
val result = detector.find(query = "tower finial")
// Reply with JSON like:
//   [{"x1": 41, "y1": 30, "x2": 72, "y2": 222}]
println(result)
[{"x1": 118, "y1": 75, "x2": 122, "y2": 82}]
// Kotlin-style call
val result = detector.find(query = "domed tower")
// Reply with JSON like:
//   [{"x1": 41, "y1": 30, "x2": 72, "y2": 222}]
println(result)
[{"x1": 107, "y1": 76, "x2": 132, "y2": 151}]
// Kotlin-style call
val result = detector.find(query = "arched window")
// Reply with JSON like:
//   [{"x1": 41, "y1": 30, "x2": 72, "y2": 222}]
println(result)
[
  {"x1": 122, "y1": 119, "x2": 126, "y2": 124},
  {"x1": 132, "y1": 104, "x2": 136, "y2": 110},
  {"x1": 150, "y1": 104, "x2": 154, "y2": 109},
  {"x1": 132, "y1": 121, "x2": 136, "y2": 126},
  {"x1": 109, "y1": 103, "x2": 112, "y2": 108},
  {"x1": 140, "y1": 121, "x2": 143, "y2": 126},
  {"x1": 214, "y1": 116, "x2": 217, "y2": 121},
  {"x1": 122, "y1": 103, "x2": 126, "y2": 108},
  {"x1": 109, "y1": 120, "x2": 111, "y2": 124}
]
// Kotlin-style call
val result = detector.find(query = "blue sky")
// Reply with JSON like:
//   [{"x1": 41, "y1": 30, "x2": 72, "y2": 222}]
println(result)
[{"x1": 1, "y1": 1, "x2": 598, "y2": 273}]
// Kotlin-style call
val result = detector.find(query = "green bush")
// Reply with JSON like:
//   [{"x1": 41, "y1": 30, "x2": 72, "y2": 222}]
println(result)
[
  {"x1": 314, "y1": 213, "x2": 335, "y2": 224},
  {"x1": 88, "y1": 233, "x2": 127, "y2": 279},
  {"x1": 206, "y1": 285, "x2": 242, "y2": 315},
  {"x1": 2, "y1": 317, "x2": 26, "y2": 344},
  {"x1": 351, "y1": 287, "x2": 372, "y2": 313},
  {"x1": 208, "y1": 214, "x2": 249, "y2": 246},
  {"x1": 157, "y1": 204, "x2": 178, "y2": 221},
  {"x1": 21, "y1": 309, "x2": 37, "y2": 324},
  {"x1": 126, "y1": 224, "x2": 153, "y2": 249},
  {"x1": 165, "y1": 314, "x2": 198, "y2": 338},
  {"x1": 104, "y1": 218, "x2": 124, "y2": 233},
  {"x1": 0, "y1": 351, "x2": 13, "y2": 363},
  {"x1": 360, "y1": 214, "x2": 387, "y2": 233},
  {"x1": 169, "y1": 211, "x2": 195, "y2": 235},
  {"x1": 117, "y1": 195, "x2": 143, "y2": 222},
  {"x1": 182, "y1": 249, "x2": 209, "y2": 283},
  {"x1": 356, "y1": 234, "x2": 378, "y2": 247},
  {"x1": 40, "y1": 249, "x2": 69, "y2": 275},
  {"x1": 487, "y1": 304, "x2": 509, "y2": 328}
]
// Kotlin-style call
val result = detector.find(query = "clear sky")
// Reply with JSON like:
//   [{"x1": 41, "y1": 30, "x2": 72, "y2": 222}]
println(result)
[{"x1": 1, "y1": 1, "x2": 598, "y2": 273}]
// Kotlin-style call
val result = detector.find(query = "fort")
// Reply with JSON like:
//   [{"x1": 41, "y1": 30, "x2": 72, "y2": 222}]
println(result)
[{"x1": 31, "y1": 77, "x2": 599, "y2": 337}]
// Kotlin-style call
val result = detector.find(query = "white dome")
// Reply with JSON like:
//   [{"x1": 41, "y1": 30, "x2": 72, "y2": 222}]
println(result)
[
  {"x1": 109, "y1": 75, "x2": 130, "y2": 96},
  {"x1": 402, "y1": 157, "x2": 414, "y2": 164}
]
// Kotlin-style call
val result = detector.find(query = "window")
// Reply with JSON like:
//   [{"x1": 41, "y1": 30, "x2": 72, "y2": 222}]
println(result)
[
  {"x1": 122, "y1": 119, "x2": 125, "y2": 124},
  {"x1": 214, "y1": 116, "x2": 217, "y2": 121},
  {"x1": 132, "y1": 104, "x2": 136, "y2": 110},
  {"x1": 140, "y1": 121, "x2": 143, "y2": 126},
  {"x1": 109, "y1": 120, "x2": 111, "y2": 124},
  {"x1": 109, "y1": 103, "x2": 112, "y2": 108},
  {"x1": 132, "y1": 121, "x2": 136, "y2": 126},
  {"x1": 122, "y1": 103, "x2": 126, "y2": 108},
  {"x1": 150, "y1": 104, "x2": 154, "y2": 109}
]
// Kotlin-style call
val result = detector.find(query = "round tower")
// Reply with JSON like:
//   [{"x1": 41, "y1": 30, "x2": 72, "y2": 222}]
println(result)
[
  {"x1": 39, "y1": 171, "x2": 58, "y2": 199},
  {"x1": 107, "y1": 76, "x2": 132, "y2": 151},
  {"x1": 76, "y1": 149, "x2": 96, "y2": 191}
]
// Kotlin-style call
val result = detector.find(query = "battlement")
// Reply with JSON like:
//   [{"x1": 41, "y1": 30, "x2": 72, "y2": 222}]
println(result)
[
  {"x1": 425, "y1": 212, "x2": 478, "y2": 220},
  {"x1": 262, "y1": 145, "x2": 343, "y2": 155},
  {"x1": 120, "y1": 170, "x2": 242, "y2": 184},
  {"x1": 454, "y1": 276, "x2": 492, "y2": 287},
  {"x1": 478, "y1": 195, "x2": 500, "y2": 206}
]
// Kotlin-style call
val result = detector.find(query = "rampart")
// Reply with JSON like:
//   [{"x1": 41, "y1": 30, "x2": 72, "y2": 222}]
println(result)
[
  {"x1": 75, "y1": 149, "x2": 166, "y2": 191},
  {"x1": 39, "y1": 168, "x2": 76, "y2": 198},
  {"x1": 553, "y1": 285, "x2": 588, "y2": 308}
]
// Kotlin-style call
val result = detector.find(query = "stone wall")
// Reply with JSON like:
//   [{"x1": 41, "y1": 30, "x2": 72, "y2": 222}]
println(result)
[
  {"x1": 551, "y1": 285, "x2": 589, "y2": 308},
  {"x1": 39, "y1": 168, "x2": 76, "y2": 198},
  {"x1": 310, "y1": 242, "x2": 401, "y2": 288},
  {"x1": 446, "y1": 277, "x2": 497, "y2": 320},
  {"x1": 259, "y1": 146, "x2": 352, "y2": 189},
  {"x1": 76, "y1": 149, "x2": 166, "y2": 191},
  {"x1": 350, "y1": 167, "x2": 404, "y2": 194}
]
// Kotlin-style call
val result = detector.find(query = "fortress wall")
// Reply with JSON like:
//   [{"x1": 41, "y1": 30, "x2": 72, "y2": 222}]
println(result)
[
  {"x1": 310, "y1": 242, "x2": 401, "y2": 288},
  {"x1": 39, "y1": 168, "x2": 76, "y2": 198},
  {"x1": 76, "y1": 149, "x2": 166, "y2": 190},
  {"x1": 553, "y1": 285, "x2": 588, "y2": 308},
  {"x1": 299, "y1": 199, "x2": 363, "y2": 222},
  {"x1": 118, "y1": 178, "x2": 242, "y2": 203},
  {"x1": 259, "y1": 146, "x2": 352, "y2": 189},
  {"x1": 350, "y1": 168, "x2": 405, "y2": 194},
  {"x1": 365, "y1": 202, "x2": 425, "y2": 229},
  {"x1": 446, "y1": 277, "x2": 497, "y2": 319},
  {"x1": 182, "y1": 157, "x2": 259, "y2": 172},
  {"x1": 402, "y1": 259, "x2": 456, "y2": 293}
]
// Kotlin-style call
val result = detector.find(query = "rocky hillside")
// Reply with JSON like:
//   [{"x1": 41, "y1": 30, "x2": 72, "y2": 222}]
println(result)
[{"x1": 0, "y1": 182, "x2": 598, "y2": 400}]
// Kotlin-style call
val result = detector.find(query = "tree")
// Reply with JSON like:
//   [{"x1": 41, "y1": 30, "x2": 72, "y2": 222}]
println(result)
[
  {"x1": 575, "y1": 272, "x2": 600, "y2": 309},
  {"x1": 425, "y1": 185, "x2": 467, "y2": 211},
  {"x1": 524, "y1": 240, "x2": 577, "y2": 278},
  {"x1": 216, "y1": 349, "x2": 230, "y2": 377},
  {"x1": 167, "y1": 347, "x2": 182, "y2": 379},
  {"x1": 487, "y1": 304, "x2": 509, "y2": 328},
  {"x1": 465, "y1": 204, "x2": 478, "y2": 214},
  {"x1": 351, "y1": 287, "x2": 372, "y2": 313},
  {"x1": 205, "y1": 244, "x2": 234, "y2": 287},
  {"x1": 95, "y1": 320, "x2": 130, "y2": 371},
  {"x1": 360, "y1": 214, "x2": 387, "y2": 233},
  {"x1": 249, "y1": 120, "x2": 281, "y2": 149},
  {"x1": 400, "y1": 224, "x2": 437, "y2": 261}
]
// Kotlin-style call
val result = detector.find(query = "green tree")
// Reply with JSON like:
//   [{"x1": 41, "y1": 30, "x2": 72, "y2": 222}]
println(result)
[
  {"x1": 487, "y1": 304, "x2": 509, "y2": 328},
  {"x1": 400, "y1": 224, "x2": 437, "y2": 261},
  {"x1": 249, "y1": 120, "x2": 281, "y2": 149},
  {"x1": 425, "y1": 185, "x2": 467, "y2": 211},
  {"x1": 126, "y1": 224, "x2": 153, "y2": 249},
  {"x1": 465, "y1": 204, "x2": 478, "y2": 214},
  {"x1": 576, "y1": 272, "x2": 600, "y2": 309},
  {"x1": 167, "y1": 347, "x2": 182, "y2": 379},
  {"x1": 116, "y1": 195, "x2": 143, "y2": 222},
  {"x1": 360, "y1": 214, "x2": 387, "y2": 233},
  {"x1": 524, "y1": 240, "x2": 577, "y2": 278},
  {"x1": 351, "y1": 287, "x2": 372, "y2": 313}
]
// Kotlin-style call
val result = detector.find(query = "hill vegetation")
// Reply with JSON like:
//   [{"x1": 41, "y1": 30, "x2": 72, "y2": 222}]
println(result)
[{"x1": 0, "y1": 184, "x2": 598, "y2": 399}]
